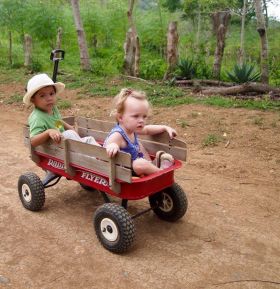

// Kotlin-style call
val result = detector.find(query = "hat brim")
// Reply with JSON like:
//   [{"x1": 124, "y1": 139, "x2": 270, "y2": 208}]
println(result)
[{"x1": 23, "y1": 82, "x2": 65, "y2": 105}]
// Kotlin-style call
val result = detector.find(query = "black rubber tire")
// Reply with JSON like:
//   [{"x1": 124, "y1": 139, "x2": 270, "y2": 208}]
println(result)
[
  {"x1": 18, "y1": 172, "x2": 45, "y2": 211},
  {"x1": 149, "y1": 183, "x2": 188, "y2": 222},
  {"x1": 79, "y1": 183, "x2": 96, "y2": 192},
  {"x1": 93, "y1": 203, "x2": 135, "y2": 253}
]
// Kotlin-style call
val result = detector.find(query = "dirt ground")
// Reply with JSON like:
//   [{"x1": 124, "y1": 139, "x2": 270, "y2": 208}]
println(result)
[{"x1": 0, "y1": 82, "x2": 280, "y2": 289}]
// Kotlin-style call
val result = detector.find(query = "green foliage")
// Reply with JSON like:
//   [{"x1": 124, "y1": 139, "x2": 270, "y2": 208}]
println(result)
[
  {"x1": 30, "y1": 59, "x2": 43, "y2": 72},
  {"x1": 57, "y1": 98, "x2": 72, "y2": 109},
  {"x1": 162, "y1": 0, "x2": 182, "y2": 12},
  {"x1": 4, "y1": 93, "x2": 22, "y2": 104},
  {"x1": 176, "y1": 58, "x2": 196, "y2": 79},
  {"x1": 269, "y1": 56, "x2": 280, "y2": 86},
  {"x1": 226, "y1": 63, "x2": 261, "y2": 83},
  {"x1": 140, "y1": 58, "x2": 167, "y2": 79},
  {"x1": 26, "y1": 2, "x2": 66, "y2": 48},
  {"x1": 0, "y1": 0, "x2": 279, "y2": 85},
  {"x1": 202, "y1": 134, "x2": 221, "y2": 147}
]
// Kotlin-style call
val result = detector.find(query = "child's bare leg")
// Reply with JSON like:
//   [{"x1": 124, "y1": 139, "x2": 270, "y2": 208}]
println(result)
[
  {"x1": 139, "y1": 142, "x2": 151, "y2": 161},
  {"x1": 133, "y1": 158, "x2": 160, "y2": 176}
]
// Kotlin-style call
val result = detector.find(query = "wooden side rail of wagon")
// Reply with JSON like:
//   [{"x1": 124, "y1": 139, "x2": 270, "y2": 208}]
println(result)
[
  {"x1": 23, "y1": 124, "x2": 132, "y2": 193},
  {"x1": 23, "y1": 116, "x2": 187, "y2": 194},
  {"x1": 76, "y1": 116, "x2": 187, "y2": 162}
]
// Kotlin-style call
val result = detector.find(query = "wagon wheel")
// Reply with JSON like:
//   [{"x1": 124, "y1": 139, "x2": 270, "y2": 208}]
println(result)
[
  {"x1": 149, "y1": 183, "x2": 188, "y2": 222},
  {"x1": 93, "y1": 203, "x2": 135, "y2": 253},
  {"x1": 79, "y1": 183, "x2": 96, "y2": 192},
  {"x1": 18, "y1": 172, "x2": 45, "y2": 211}
]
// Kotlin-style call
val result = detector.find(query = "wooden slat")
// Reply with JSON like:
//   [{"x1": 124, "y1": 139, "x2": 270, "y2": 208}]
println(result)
[
  {"x1": 78, "y1": 126, "x2": 187, "y2": 161},
  {"x1": 70, "y1": 153, "x2": 132, "y2": 183},
  {"x1": 139, "y1": 133, "x2": 186, "y2": 148},
  {"x1": 63, "y1": 139, "x2": 75, "y2": 176},
  {"x1": 33, "y1": 142, "x2": 132, "y2": 183},
  {"x1": 35, "y1": 143, "x2": 64, "y2": 159},
  {"x1": 78, "y1": 127, "x2": 107, "y2": 143},
  {"x1": 23, "y1": 126, "x2": 30, "y2": 138},
  {"x1": 77, "y1": 117, "x2": 186, "y2": 147},
  {"x1": 77, "y1": 117, "x2": 114, "y2": 132},
  {"x1": 141, "y1": 141, "x2": 187, "y2": 161},
  {"x1": 62, "y1": 116, "x2": 75, "y2": 126},
  {"x1": 66, "y1": 139, "x2": 131, "y2": 168}
]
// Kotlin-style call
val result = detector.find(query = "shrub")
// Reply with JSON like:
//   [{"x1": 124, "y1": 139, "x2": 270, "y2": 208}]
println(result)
[
  {"x1": 140, "y1": 59, "x2": 166, "y2": 80},
  {"x1": 176, "y1": 58, "x2": 196, "y2": 79},
  {"x1": 226, "y1": 63, "x2": 260, "y2": 84}
]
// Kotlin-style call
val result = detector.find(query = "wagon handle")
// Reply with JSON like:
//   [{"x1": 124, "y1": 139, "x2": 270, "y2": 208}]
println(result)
[{"x1": 50, "y1": 49, "x2": 65, "y2": 82}]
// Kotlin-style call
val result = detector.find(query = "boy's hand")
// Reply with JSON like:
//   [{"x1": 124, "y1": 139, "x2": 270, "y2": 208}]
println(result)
[
  {"x1": 106, "y1": 143, "x2": 119, "y2": 158},
  {"x1": 48, "y1": 129, "x2": 62, "y2": 144},
  {"x1": 165, "y1": 126, "x2": 177, "y2": 139}
]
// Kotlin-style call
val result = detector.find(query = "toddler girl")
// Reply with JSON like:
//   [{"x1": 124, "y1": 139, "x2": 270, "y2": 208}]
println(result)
[{"x1": 104, "y1": 88, "x2": 176, "y2": 176}]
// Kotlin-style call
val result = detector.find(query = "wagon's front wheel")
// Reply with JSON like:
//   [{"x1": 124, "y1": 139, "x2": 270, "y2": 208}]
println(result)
[
  {"x1": 93, "y1": 203, "x2": 135, "y2": 253},
  {"x1": 18, "y1": 172, "x2": 45, "y2": 211},
  {"x1": 149, "y1": 183, "x2": 188, "y2": 222}
]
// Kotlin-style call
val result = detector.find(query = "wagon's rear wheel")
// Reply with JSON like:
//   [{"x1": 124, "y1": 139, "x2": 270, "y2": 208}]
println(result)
[
  {"x1": 149, "y1": 183, "x2": 188, "y2": 222},
  {"x1": 79, "y1": 183, "x2": 96, "y2": 192},
  {"x1": 93, "y1": 203, "x2": 135, "y2": 253},
  {"x1": 18, "y1": 172, "x2": 45, "y2": 211}
]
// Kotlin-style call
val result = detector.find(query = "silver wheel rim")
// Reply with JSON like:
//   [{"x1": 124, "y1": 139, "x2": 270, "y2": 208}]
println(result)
[
  {"x1": 159, "y1": 192, "x2": 173, "y2": 212},
  {"x1": 21, "y1": 184, "x2": 32, "y2": 202},
  {"x1": 100, "y1": 218, "x2": 118, "y2": 242}
]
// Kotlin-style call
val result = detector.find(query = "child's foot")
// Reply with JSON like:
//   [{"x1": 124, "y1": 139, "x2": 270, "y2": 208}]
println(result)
[{"x1": 160, "y1": 153, "x2": 174, "y2": 169}]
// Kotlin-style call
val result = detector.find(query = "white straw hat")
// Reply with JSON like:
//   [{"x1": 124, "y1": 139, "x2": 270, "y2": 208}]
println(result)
[{"x1": 23, "y1": 73, "x2": 65, "y2": 105}]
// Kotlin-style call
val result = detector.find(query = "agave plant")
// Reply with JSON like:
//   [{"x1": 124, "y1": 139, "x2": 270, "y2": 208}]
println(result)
[
  {"x1": 177, "y1": 58, "x2": 196, "y2": 80},
  {"x1": 226, "y1": 63, "x2": 261, "y2": 84}
]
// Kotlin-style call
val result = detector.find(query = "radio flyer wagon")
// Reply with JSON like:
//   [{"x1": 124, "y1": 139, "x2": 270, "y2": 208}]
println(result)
[{"x1": 18, "y1": 50, "x2": 188, "y2": 253}]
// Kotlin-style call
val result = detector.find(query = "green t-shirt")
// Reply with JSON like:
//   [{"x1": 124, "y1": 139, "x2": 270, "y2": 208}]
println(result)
[{"x1": 28, "y1": 106, "x2": 65, "y2": 138}]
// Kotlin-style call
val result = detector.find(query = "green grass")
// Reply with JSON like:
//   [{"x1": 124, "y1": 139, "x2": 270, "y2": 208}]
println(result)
[
  {"x1": 202, "y1": 134, "x2": 222, "y2": 147},
  {"x1": 4, "y1": 93, "x2": 22, "y2": 104},
  {"x1": 1, "y1": 68, "x2": 280, "y2": 112},
  {"x1": 57, "y1": 98, "x2": 72, "y2": 110}
]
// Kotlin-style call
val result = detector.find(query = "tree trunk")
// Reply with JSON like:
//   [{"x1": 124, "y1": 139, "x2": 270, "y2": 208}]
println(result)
[
  {"x1": 8, "y1": 31, "x2": 12, "y2": 66},
  {"x1": 56, "y1": 27, "x2": 63, "y2": 49},
  {"x1": 157, "y1": 0, "x2": 165, "y2": 57},
  {"x1": 123, "y1": 0, "x2": 140, "y2": 77},
  {"x1": 163, "y1": 21, "x2": 179, "y2": 80},
  {"x1": 262, "y1": 0, "x2": 268, "y2": 27},
  {"x1": 24, "y1": 34, "x2": 32, "y2": 67},
  {"x1": 212, "y1": 11, "x2": 231, "y2": 79},
  {"x1": 239, "y1": 0, "x2": 247, "y2": 65},
  {"x1": 254, "y1": 0, "x2": 269, "y2": 84},
  {"x1": 195, "y1": 5, "x2": 201, "y2": 55},
  {"x1": 71, "y1": 0, "x2": 91, "y2": 71}
]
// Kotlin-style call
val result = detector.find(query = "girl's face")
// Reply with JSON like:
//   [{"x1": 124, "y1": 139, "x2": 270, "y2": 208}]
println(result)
[
  {"x1": 118, "y1": 96, "x2": 149, "y2": 134},
  {"x1": 31, "y1": 86, "x2": 56, "y2": 114}
]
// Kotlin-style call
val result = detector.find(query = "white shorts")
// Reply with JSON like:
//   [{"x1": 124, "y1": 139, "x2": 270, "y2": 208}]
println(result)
[{"x1": 62, "y1": 130, "x2": 100, "y2": 146}]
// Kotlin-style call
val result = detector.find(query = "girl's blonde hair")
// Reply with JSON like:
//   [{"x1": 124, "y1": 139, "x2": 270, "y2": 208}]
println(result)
[{"x1": 111, "y1": 88, "x2": 151, "y2": 119}]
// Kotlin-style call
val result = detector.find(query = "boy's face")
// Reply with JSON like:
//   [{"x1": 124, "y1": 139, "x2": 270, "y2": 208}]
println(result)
[
  {"x1": 31, "y1": 86, "x2": 56, "y2": 114},
  {"x1": 118, "y1": 96, "x2": 149, "y2": 134}
]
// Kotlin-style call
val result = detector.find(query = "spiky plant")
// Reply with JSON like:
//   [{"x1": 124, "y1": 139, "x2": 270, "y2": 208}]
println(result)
[
  {"x1": 177, "y1": 58, "x2": 196, "y2": 79},
  {"x1": 226, "y1": 63, "x2": 261, "y2": 84}
]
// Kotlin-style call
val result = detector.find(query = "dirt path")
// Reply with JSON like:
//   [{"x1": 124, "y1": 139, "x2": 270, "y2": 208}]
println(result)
[{"x1": 0, "y1": 87, "x2": 280, "y2": 289}]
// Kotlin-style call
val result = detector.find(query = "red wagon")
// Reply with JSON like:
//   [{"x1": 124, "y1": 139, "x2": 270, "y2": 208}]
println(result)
[{"x1": 18, "y1": 116, "x2": 188, "y2": 253}]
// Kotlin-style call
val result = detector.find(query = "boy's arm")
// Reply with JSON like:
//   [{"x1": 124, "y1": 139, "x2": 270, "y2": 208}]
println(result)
[
  {"x1": 139, "y1": 125, "x2": 177, "y2": 139},
  {"x1": 30, "y1": 129, "x2": 62, "y2": 147}
]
